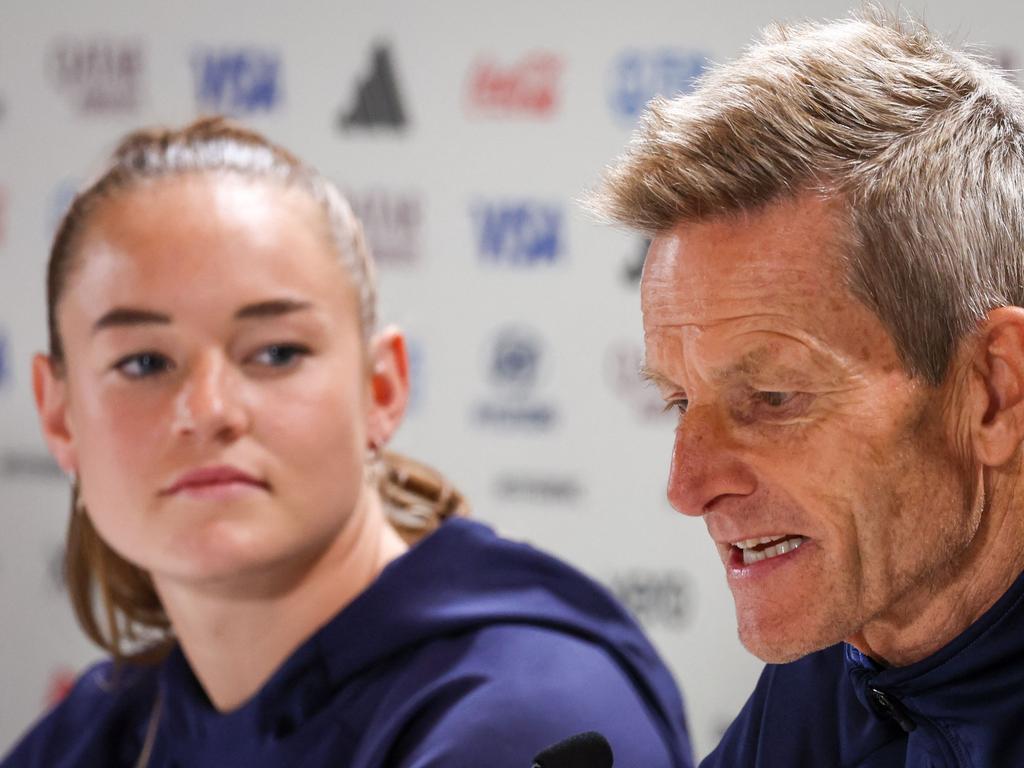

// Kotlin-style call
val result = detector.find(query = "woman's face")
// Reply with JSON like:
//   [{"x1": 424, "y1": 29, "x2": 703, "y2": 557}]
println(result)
[{"x1": 35, "y1": 174, "x2": 406, "y2": 588}]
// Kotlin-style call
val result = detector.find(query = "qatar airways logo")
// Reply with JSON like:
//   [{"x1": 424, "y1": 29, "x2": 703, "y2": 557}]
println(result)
[
  {"x1": 465, "y1": 51, "x2": 563, "y2": 117},
  {"x1": 47, "y1": 38, "x2": 144, "y2": 113},
  {"x1": 609, "y1": 48, "x2": 708, "y2": 122},
  {"x1": 346, "y1": 188, "x2": 422, "y2": 266}
]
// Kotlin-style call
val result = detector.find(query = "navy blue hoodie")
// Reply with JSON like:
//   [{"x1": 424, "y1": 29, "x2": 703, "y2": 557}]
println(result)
[
  {"x1": 701, "y1": 568, "x2": 1024, "y2": 767},
  {"x1": 3, "y1": 519, "x2": 693, "y2": 767}
]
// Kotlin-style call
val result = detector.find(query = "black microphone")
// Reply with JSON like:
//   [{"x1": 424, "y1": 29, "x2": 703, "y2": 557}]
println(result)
[{"x1": 531, "y1": 731, "x2": 614, "y2": 768}]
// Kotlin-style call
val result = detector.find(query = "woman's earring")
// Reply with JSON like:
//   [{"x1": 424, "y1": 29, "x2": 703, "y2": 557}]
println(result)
[
  {"x1": 69, "y1": 472, "x2": 86, "y2": 514},
  {"x1": 367, "y1": 439, "x2": 381, "y2": 463}
]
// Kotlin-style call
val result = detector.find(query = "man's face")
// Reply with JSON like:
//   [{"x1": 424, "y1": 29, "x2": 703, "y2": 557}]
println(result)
[{"x1": 640, "y1": 194, "x2": 977, "y2": 662}]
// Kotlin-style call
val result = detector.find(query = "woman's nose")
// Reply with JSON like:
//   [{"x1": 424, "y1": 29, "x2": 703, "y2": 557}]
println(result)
[{"x1": 171, "y1": 353, "x2": 250, "y2": 442}]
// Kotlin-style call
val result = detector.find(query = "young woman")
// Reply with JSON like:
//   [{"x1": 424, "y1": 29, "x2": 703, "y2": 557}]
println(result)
[{"x1": 2, "y1": 118, "x2": 693, "y2": 768}]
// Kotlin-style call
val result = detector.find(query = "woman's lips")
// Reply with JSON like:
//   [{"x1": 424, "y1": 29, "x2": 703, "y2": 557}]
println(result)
[{"x1": 161, "y1": 465, "x2": 268, "y2": 496}]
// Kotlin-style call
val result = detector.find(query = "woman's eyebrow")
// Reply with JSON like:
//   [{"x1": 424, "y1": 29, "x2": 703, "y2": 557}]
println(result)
[
  {"x1": 91, "y1": 299, "x2": 315, "y2": 335},
  {"x1": 92, "y1": 307, "x2": 170, "y2": 334},
  {"x1": 234, "y1": 299, "x2": 313, "y2": 320}
]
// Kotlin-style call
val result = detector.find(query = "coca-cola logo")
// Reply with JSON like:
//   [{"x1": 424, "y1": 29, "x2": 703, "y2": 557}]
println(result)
[{"x1": 466, "y1": 52, "x2": 562, "y2": 117}]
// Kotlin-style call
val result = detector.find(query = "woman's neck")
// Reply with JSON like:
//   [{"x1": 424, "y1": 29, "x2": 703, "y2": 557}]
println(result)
[{"x1": 153, "y1": 487, "x2": 407, "y2": 712}]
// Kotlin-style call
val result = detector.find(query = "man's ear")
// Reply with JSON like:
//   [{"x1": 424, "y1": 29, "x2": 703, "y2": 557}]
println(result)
[
  {"x1": 31, "y1": 353, "x2": 78, "y2": 475},
  {"x1": 365, "y1": 326, "x2": 410, "y2": 450},
  {"x1": 968, "y1": 307, "x2": 1024, "y2": 468}
]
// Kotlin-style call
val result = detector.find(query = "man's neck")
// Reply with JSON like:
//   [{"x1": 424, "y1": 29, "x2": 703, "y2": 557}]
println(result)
[
  {"x1": 849, "y1": 480, "x2": 1024, "y2": 667},
  {"x1": 153, "y1": 489, "x2": 408, "y2": 712}
]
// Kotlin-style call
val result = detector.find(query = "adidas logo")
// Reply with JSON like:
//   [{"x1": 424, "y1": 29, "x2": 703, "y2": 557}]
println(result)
[{"x1": 338, "y1": 44, "x2": 408, "y2": 130}]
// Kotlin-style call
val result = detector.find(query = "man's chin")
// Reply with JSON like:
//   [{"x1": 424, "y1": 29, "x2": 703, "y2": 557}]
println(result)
[{"x1": 737, "y1": 618, "x2": 835, "y2": 664}]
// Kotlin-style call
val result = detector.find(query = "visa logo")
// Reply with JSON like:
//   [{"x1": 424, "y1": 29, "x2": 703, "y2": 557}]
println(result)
[
  {"x1": 472, "y1": 202, "x2": 563, "y2": 265},
  {"x1": 192, "y1": 49, "x2": 282, "y2": 114}
]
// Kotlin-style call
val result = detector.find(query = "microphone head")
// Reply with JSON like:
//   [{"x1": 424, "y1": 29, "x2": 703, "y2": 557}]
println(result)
[{"x1": 532, "y1": 731, "x2": 613, "y2": 768}]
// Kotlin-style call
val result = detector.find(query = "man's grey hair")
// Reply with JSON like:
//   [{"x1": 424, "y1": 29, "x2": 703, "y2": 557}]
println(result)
[{"x1": 590, "y1": 9, "x2": 1024, "y2": 385}]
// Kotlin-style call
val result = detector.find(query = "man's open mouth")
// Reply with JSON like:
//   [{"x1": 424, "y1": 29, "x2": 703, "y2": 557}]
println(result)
[{"x1": 731, "y1": 535, "x2": 807, "y2": 566}]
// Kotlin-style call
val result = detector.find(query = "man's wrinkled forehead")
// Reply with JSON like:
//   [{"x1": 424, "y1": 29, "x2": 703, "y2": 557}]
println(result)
[{"x1": 640, "y1": 196, "x2": 852, "y2": 330}]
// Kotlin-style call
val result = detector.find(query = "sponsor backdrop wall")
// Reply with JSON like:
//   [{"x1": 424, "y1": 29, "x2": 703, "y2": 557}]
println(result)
[{"x1": 1, "y1": 0, "x2": 1020, "y2": 758}]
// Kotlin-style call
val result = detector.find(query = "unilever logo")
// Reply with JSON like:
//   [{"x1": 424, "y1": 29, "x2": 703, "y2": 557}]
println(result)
[
  {"x1": 489, "y1": 327, "x2": 543, "y2": 397},
  {"x1": 192, "y1": 48, "x2": 283, "y2": 114},
  {"x1": 473, "y1": 326, "x2": 556, "y2": 429},
  {"x1": 472, "y1": 201, "x2": 564, "y2": 265},
  {"x1": 609, "y1": 48, "x2": 708, "y2": 121}
]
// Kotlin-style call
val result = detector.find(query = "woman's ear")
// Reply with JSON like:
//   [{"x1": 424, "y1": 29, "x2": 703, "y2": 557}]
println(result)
[
  {"x1": 32, "y1": 353, "x2": 78, "y2": 475},
  {"x1": 967, "y1": 307, "x2": 1024, "y2": 468},
  {"x1": 365, "y1": 327, "x2": 410, "y2": 450}
]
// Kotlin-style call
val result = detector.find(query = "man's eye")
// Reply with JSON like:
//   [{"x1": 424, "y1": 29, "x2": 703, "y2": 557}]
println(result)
[
  {"x1": 250, "y1": 344, "x2": 310, "y2": 368},
  {"x1": 663, "y1": 398, "x2": 689, "y2": 415},
  {"x1": 114, "y1": 352, "x2": 172, "y2": 379},
  {"x1": 756, "y1": 391, "x2": 795, "y2": 408}
]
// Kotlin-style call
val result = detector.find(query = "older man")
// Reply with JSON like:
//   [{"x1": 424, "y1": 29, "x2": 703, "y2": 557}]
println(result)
[{"x1": 592, "y1": 11, "x2": 1024, "y2": 767}]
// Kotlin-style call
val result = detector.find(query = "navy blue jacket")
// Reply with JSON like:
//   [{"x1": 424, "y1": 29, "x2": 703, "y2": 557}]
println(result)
[
  {"x1": 702, "y1": 568, "x2": 1024, "y2": 767},
  {"x1": 3, "y1": 519, "x2": 693, "y2": 768}
]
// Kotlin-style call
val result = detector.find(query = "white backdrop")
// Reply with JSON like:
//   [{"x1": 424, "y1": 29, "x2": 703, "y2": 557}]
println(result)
[{"x1": 2, "y1": 0, "x2": 1023, "y2": 759}]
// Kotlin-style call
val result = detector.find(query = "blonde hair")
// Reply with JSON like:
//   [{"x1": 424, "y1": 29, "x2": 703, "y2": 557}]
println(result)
[
  {"x1": 590, "y1": 9, "x2": 1024, "y2": 385},
  {"x1": 49, "y1": 118, "x2": 468, "y2": 663}
]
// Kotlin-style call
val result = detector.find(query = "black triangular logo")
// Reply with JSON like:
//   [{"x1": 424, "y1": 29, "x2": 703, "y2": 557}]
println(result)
[{"x1": 338, "y1": 45, "x2": 408, "y2": 130}]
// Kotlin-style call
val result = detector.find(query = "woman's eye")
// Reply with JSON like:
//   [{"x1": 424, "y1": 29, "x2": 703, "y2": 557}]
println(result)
[
  {"x1": 114, "y1": 352, "x2": 172, "y2": 379},
  {"x1": 250, "y1": 344, "x2": 310, "y2": 368}
]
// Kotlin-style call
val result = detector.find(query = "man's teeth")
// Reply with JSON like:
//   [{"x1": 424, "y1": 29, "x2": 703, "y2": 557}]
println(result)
[{"x1": 733, "y1": 535, "x2": 806, "y2": 565}]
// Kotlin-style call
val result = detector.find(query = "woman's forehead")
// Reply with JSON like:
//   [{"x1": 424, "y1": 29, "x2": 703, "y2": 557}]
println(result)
[{"x1": 64, "y1": 175, "x2": 354, "y2": 317}]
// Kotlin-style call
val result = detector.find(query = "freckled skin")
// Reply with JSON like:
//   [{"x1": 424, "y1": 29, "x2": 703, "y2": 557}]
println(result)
[{"x1": 641, "y1": 194, "x2": 983, "y2": 664}]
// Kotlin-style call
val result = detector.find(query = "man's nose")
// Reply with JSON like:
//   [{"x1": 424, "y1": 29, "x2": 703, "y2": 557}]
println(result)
[
  {"x1": 172, "y1": 353, "x2": 250, "y2": 442},
  {"x1": 667, "y1": 405, "x2": 755, "y2": 517}
]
